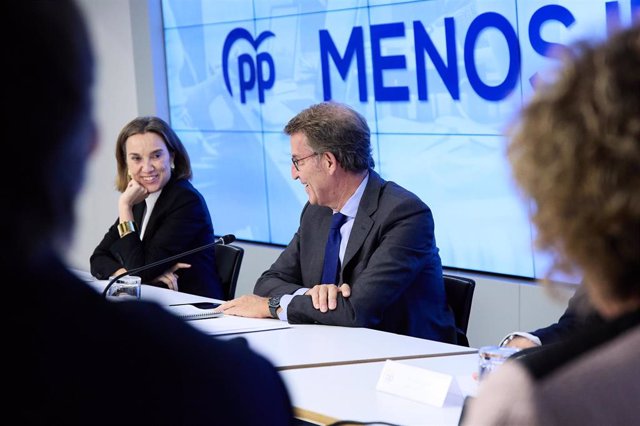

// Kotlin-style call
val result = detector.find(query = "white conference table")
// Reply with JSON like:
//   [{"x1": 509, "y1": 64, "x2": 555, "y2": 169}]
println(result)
[
  {"x1": 79, "y1": 275, "x2": 216, "y2": 305},
  {"x1": 79, "y1": 271, "x2": 478, "y2": 424},
  {"x1": 217, "y1": 324, "x2": 475, "y2": 370},
  {"x1": 283, "y1": 353, "x2": 479, "y2": 426},
  {"x1": 79, "y1": 273, "x2": 475, "y2": 370}
]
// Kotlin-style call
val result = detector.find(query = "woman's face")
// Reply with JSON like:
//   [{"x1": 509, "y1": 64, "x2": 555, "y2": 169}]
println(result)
[{"x1": 125, "y1": 132, "x2": 174, "y2": 193}]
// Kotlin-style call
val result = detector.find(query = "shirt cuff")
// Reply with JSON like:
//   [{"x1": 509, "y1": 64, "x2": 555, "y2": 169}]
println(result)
[
  {"x1": 499, "y1": 331, "x2": 542, "y2": 347},
  {"x1": 277, "y1": 288, "x2": 308, "y2": 321}
]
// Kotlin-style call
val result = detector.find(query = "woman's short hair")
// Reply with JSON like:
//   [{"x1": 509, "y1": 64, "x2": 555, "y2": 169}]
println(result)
[
  {"x1": 114, "y1": 116, "x2": 192, "y2": 192},
  {"x1": 507, "y1": 25, "x2": 640, "y2": 302}
]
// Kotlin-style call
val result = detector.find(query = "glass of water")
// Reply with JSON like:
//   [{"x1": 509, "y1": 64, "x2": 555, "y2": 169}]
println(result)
[
  {"x1": 478, "y1": 346, "x2": 520, "y2": 380},
  {"x1": 106, "y1": 275, "x2": 141, "y2": 301}
]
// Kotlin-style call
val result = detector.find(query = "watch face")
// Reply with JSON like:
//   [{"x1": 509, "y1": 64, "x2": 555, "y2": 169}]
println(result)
[
  {"x1": 269, "y1": 296, "x2": 281, "y2": 308},
  {"x1": 269, "y1": 295, "x2": 281, "y2": 319}
]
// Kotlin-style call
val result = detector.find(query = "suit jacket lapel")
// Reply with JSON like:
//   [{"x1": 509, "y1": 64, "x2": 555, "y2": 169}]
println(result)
[
  {"x1": 342, "y1": 170, "x2": 384, "y2": 269},
  {"x1": 133, "y1": 202, "x2": 146, "y2": 233},
  {"x1": 142, "y1": 193, "x2": 167, "y2": 240},
  {"x1": 139, "y1": 178, "x2": 175, "y2": 240}
]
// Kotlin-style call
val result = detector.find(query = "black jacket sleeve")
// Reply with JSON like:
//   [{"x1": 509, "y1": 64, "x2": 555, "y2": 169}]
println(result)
[{"x1": 532, "y1": 285, "x2": 603, "y2": 344}]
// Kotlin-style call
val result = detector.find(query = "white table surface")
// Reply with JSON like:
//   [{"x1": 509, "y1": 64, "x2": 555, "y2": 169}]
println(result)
[
  {"x1": 282, "y1": 353, "x2": 479, "y2": 426},
  {"x1": 76, "y1": 270, "x2": 476, "y2": 371},
  {"x1": 78, "y1": 273, "x2": 219, "y2": 305},
  {"x1": 219, "y1": 324, "x2": 476, "y2": 370}
]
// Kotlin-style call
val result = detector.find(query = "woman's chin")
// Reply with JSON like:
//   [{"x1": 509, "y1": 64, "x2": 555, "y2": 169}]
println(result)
[{"x1": 144, "y1": 184, "x2": 161, "y2": 194}]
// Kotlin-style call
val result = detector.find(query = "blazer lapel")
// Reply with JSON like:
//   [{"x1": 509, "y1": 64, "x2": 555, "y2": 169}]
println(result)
[
  {"x1": 133, "y1": 202, "x2": 146, "y2": 232},
  {"x1": 140, "y1": 178, "x2": 175, "y2": 240},
  {"x1": 342, "y1": 170, "x2": 384, "y2": 269},
  {"x1": 142, "y1": 193, "x2": 167, "y2": 240}
]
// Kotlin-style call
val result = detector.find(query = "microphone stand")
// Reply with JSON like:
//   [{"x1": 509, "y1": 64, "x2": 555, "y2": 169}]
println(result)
[{"x1": 102, "y1": 234, "x2": 236, "y2": 298}]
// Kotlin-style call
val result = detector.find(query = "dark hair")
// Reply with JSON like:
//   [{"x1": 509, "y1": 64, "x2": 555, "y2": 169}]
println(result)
[
  {"x1": 114, "y1": 116, "x2": 192, "y2": 192},
  {"x1": 507, "y1": 25, "x2": 640, "y2": 302},
  {"x1": 4, "y1": 1, "x2": 94, "y2": 255},
  {"x1": 284, "y1": 101, "x2": 374, "y2": 172}
]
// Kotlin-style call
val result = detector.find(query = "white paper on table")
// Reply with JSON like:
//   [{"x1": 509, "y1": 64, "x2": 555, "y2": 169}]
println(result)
[
  {"x1": 186, "y1": 315, "x2": 290, "y2": 335},
  {"x1": 376, "y1": 359, "x2": 454, "y2": 407},
  {"x1": 455, "y1": 374, "x2": 478, "y2": 398}
]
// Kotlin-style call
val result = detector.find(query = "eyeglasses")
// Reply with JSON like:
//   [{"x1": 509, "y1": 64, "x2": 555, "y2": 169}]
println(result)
[{"x1": 291, "y1": 152, "x2": 318, "y2": 171}]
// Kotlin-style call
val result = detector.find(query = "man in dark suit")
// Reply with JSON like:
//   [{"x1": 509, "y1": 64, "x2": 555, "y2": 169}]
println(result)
[
  {"x1": 501, "y1": 285, "x2": 603, "y2": 349},
  {"x1": 219, "y1": 102, "x2": 456, "y2": 342},
  {"x1": 5, "y1": 2, "x2": 292, "y2": 424}
]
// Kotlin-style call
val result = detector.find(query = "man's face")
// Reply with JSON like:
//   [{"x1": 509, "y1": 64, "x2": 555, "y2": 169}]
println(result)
[{"x1": 290, "y1": 132, "x2": 330, "y2": 206}]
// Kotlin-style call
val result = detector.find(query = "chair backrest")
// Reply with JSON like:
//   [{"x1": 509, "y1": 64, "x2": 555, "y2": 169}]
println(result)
[
  {"x1": 443, "y1": 274, "x2": 476, "y2": 347},
  {"x1": 214, "y1": 244, "x2": 244, "y2": 300}
]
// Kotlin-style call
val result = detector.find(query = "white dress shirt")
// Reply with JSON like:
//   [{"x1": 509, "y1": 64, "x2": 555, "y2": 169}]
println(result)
[{"x1": 140, "y1": 190, "x2": 161, "y2": 239}]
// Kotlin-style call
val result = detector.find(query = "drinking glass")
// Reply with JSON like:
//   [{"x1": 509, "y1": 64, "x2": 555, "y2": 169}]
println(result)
[
  {"x1": 106, "y1": 275, "x2": 141, "y2": 301},
  {"x1": 478, "y1": 346, "x2": 520, "y2": 380}
]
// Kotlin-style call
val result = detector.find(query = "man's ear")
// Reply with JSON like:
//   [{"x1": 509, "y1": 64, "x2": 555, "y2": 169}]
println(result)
[{"x1": 323, "y1": 151, "x2": 338, "y2": 174}]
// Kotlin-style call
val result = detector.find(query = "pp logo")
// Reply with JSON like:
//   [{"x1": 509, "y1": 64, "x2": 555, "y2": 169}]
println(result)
[{"x1": 222, "y1": 28, "x2": 275, "y2": 104}]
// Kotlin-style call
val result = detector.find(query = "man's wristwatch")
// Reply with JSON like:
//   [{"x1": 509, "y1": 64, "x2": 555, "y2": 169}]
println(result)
[{"x1": 268, "y1": 295, "x2": 282, "y2": 319}]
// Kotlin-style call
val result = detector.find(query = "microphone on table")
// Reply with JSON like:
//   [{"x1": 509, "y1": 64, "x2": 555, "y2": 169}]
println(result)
[{"x1": 101, "y1": 234, "x2": 236, "y2": 298}]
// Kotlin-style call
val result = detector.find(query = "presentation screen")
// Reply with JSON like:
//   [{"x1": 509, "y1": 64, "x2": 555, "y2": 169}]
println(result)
[{"x1": 161, "y1": 0, "x2": 638, "y2": 280}]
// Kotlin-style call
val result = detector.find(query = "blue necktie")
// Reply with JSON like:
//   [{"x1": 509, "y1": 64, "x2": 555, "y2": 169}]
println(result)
[{"x1": 321, "y1": 212, "x2": 347, "y2": 284}]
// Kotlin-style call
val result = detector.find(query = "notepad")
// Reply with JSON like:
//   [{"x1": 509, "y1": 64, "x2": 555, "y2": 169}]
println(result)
[
  {"x1": 187, "y1": 315, "x2": 291, "y2": 335},
  {"x1": 166, "y1": 303, "x2": 222, "y2": 321}
]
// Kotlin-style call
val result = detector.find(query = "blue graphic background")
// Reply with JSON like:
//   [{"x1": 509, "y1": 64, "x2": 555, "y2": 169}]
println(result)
[{"x1": 161, "y1": 0, "x2": 637, "y2": 280}]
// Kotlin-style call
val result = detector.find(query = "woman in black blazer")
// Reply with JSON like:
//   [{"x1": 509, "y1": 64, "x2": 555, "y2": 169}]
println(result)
[{"x1": 90, "y1": 116, "x2": 223, "y2": 298}]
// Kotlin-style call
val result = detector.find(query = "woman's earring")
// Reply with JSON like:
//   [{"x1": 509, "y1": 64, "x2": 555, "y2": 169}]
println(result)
[{"x1": 171, "y1": 163, "x2": 175, "y2": 170}]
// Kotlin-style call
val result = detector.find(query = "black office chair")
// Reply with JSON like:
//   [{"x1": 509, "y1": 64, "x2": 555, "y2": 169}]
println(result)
[
  {"x1": 443, "y1": 274, "x2": 476, "y2": 347},
  {"x1": 215, "y1": 244, "x2": 244, "y2": 300}
]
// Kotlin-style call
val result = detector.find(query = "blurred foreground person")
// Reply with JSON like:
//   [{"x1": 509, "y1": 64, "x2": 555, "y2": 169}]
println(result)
[
  {"x1": 5, "y1": 2, "x2": 292, "y2": 424},
  {"x1": 463, "y1": 25, "x2": 640, "y2": 425}
]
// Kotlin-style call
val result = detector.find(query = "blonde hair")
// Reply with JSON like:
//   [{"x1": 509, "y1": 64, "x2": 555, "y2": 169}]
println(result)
[{"x1": 507, "y1": 25, "x2": 640, "y2": 301}]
